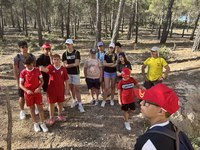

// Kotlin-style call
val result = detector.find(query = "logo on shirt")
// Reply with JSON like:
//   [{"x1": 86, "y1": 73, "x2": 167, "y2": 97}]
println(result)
[
  {"x1": 67, "y1": 55, "x2": 75, "y2": 59},
  {"x1": 122, "y1": 83, "x2": 134, "y2": 89},
  {"x1": 139, "y1": 89, "x2": 145, "y2": 98}
]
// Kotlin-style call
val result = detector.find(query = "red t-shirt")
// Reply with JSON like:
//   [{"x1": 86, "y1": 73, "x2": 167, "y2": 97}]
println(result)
[
  {"x1": 117, "y1": 77, "x2": 138, "y2": 104},
  {"x1": 20, "y1": 68, "x2": 42, "y2": 92},
  {"x1": 46, "y1": 65, "x2": 69, "y2": 98}
]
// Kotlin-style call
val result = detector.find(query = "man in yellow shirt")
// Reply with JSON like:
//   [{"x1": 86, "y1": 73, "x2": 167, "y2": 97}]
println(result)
[{"x1": 141, "y1": 46, "x2": 170, "y2": 89}]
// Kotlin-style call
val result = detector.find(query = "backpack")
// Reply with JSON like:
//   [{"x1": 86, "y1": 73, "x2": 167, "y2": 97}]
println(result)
[{"x1": 147, "y1": 125, "x2": 194, "y2": 150}]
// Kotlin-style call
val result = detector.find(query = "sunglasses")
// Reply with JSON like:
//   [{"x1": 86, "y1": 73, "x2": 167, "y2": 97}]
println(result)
[
  {"x1": 20, "y1": 45, "x2": 28, "y2": 49},
  {"x1": 143, "y1": 100, "x2": 160, "y2": 107}
]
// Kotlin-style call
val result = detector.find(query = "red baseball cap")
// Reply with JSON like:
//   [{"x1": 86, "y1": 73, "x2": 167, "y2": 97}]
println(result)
[
  {"x1": 42, "y1": 42, "x2": 51, "y2": 49},
  {"x1": 121, "y1": 68, "x2": 131, "y2": 78},
  {"x1": 134, "y1": 83, "x2": 179, "y2": 114}
]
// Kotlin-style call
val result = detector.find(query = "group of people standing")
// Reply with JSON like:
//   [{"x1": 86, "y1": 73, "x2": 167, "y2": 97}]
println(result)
[{"x1": 13, "y1": 39, "x2": 193, "y2": 149}]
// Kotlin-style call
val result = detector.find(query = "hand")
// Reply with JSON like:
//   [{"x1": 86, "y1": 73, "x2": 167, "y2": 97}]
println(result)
[
  {"x1": 26, "y1": 90, "x2": 33, "y2": 95},
  {"x1": 158, "y1": 77, "x2": 164, "y2": 81},
  {"x1": 118, "y1": 100, "x2": 122, "y2": 105},
  {"x1": 34, "y1": 88, "x2": 41, "y2": 93}
]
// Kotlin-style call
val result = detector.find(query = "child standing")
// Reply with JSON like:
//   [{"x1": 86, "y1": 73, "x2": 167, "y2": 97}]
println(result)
[
  {"x1": 40, "y1": 54, "x2": 69, "y2": 125},
  {"x1": 117, "y1": 68, "x2": 140, "y2": 131},
  {"x1": 19, "y1": 56, "x2": 48, "y2": 132},
  {"x1": 84, "y1": 48, "x2": 102, "y2": 105}
]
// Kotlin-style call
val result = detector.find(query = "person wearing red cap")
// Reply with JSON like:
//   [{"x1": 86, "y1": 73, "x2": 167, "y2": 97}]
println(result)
[
  {"x1": 134, "y1": 83, "x2": 193, "y2": 150},
  {"x1": 141, "y1": 46, "x2": 170, "y2": 89},
  {"x1": 36, "y1": 42, "x2": 52, "y2": 97},
  {"x1": 117, "y1": 68, "x2": 141, "y2": 130}
]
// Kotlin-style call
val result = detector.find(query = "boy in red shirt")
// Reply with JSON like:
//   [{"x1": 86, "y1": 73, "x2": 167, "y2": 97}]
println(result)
[
  {"x1": 19, "y1": 56, "x2": 48, "y2": 133},
  {"x1": 40, "y1": 54, "x2": 69, "y2": 125},
  {"x1": 117, "y1": 68, "x2": 141, "y2": 131}
]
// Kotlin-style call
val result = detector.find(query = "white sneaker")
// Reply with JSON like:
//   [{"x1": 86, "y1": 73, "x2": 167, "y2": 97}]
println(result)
[
  {"x1": 34, "y1": 123, "x2": 41, "y2": 132},
  {"x1": 101, "y1": 100, "x2": 106, "y2": 107},
  {"x1": 62, "y1": 107, "x2": 65, "y2": 112},
  {"x1": 110, "y1": 100, "x2": 114, "y2": 106},
  {"x1": 40, "y1": 123, "x2": 48, "y2": 132},
  {"x1": 94, "y1": 100, "x2": 99, "y2": 106},
  {"x1": 19, "y1": 110, "x2": 26, "y2": 120},
  {"x1": 71, "y1": 100, "x2": 78, "y2": 108},
  {"x1": 35, "y1": 106, "x2": 39, "y2": 115},
  {"x1": 124, "y1": 122, "x2": 131, "y2": 131},
  {"x1": 78, "y1": 104, "x2": 85, "y2": 113}
]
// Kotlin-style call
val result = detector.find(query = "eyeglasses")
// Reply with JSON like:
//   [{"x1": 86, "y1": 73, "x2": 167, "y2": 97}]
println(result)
[
  {"x1": 143, "y1": 100, "x2": 160, "y2": 107},
  {"x1": 20, "y1": 45, "x2": 28, "y2": 49}
]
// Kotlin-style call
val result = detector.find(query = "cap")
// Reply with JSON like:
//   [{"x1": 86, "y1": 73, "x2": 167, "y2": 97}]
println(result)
[
  {"x1": 134, "y1": 83, "x2": 179, "y2": 114},
  {"x1": 121, "y1": 68, "x2": 131, "y2": 78},
  {"x1": 109, "y1": 43, "x2": 115, "y2": 48},
  {"x1": 97, "y1": 41, "x2": 103, "y2": 47},
  {"x1": 119, "y1": 52, "x2": 126, "y2": 58},
  {"x1": 42, "y1": 42, "x2": 51, "y2": 49},
  {"x1": 151, "y1": 46, "x2": 159, "y2": 52},
  {"x1": 90, "y1": 48, "x2": 97, "y2": 54},
  {"x1": 65, "y1": 39, "x2": 73, "y2": 44},
  {"x1": 115, "y1": 42, "x2": 122, "y2": 47}
]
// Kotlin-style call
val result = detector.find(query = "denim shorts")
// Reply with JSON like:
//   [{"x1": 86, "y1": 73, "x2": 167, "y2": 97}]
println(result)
[
  {"x1": 104, "y1": 71, "x2": 116, "y2": 78},
  {"x1": 68, "y1": 74, "x2": 80, "y2": 85}
]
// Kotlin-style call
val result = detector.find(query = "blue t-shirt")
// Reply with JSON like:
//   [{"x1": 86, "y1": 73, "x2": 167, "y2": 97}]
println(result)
[{"x1": 96, "y1": 51, "x2": 105, "y2": 65}]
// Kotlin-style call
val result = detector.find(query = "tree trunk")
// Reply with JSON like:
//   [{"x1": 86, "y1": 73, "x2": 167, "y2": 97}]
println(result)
[
  {"x1": 192, "y1": 25, "x2": 200, "y2": 51},
  {"x1": 96, "y1": 0, "x2": 101, "y2": 43},
  {"x1": 23, "y1": 0, "x2": 28, "y2": 36},
  {"x1": 104, "y1": 7, "x2": 108, "y2": 39},
  {"x1": 110, "y1": 0, "x2": 116, "y2": 37},
  {"x1": 74, "y1": 14, "x2": 77, "y2": 39},
  {"x1": 35, "y1": 0, "x2": 43, "y2": 46},
  {"x1": 0, "y1": 0, "x2": 4, "y2": 40},
  {"x1": 10, "y1": 6, "x2": 15, "y2": 28},
  {"x1": 160, "y1": 0, "x2": 174, "y2": 44},
  {"x1": 121, "y1": 17, "x2": 124, "y2": 33},
  {"x1": 61, "y1": 12, "x2": 64, "y2": 38},
  {"x1": 66, "y1": 0, "x2": 70, "y2": 39},
  {"x1": 111, "y1": 0, "x2": 125, "y2": 43},
  {"x1": 135, "y1": 0, "x2": 138, "y2": 43},
  {"x1": 169, "y1": 22, "x2": 174, "y2": 38},
  {"x1": 127, "y1": 0, "x2": 135, "y2": 40},
  {"x1": 190, "y1": 12, "x2": 200, "y2": 40}
]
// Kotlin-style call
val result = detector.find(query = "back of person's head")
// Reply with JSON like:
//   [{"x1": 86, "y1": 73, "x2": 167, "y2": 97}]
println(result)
[
  {"x1": 23, "y1": 56, "x2": 34, "y2": 65},
  {"x1": 52, "y1": 54, "x2": 61, "y2": 59},
  {"x1": 134, "y1": 83, "x2": 179, "y2": 116},
  {"x1": 18, "y1": 41, "x2": 28, "y2": 47}
]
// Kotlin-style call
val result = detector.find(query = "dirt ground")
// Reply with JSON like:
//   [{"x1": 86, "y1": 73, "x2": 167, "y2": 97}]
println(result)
[{"x1": 0, "y1": 28, "x2": 200, "y2": 150}]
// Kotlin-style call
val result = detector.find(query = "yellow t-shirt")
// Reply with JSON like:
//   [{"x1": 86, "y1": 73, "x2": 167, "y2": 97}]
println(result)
[{"x1": 144, "y1": 57, "x2": 168, "y2": 81}]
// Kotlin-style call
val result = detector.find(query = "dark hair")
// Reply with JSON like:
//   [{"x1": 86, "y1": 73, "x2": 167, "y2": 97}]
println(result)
[
  {"x1": 18, "y1": 41, "x2": 28, "y2": 47},
  {"x1": 23, "y1": 56, "x2": 34, "y2": 65},
  {"x1": 118, "y1": 52, "x2": 129, "y2": 64},
  {"x1": 115, "y1": 42, "x2": 122, "y2": 47},
  {"x1": 52, "y1": 54, "x2": 61, "y2": 59}
]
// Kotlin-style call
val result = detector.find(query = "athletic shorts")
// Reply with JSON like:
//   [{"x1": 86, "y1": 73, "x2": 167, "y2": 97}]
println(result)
[
  {"x1": 18, "y1": 89, "x2": 24, "y2": 97},
  {"x1": 121, "y1": 102, "x2": 135, "y2": 111},
  {"x1": 104, "y1": 71, "x2": 116, "y2": 78},
  {"x1": 47, "y1": 95, "x2": 64, "y2": 104},
  {"x1": 86, "y1": 78, "x2": 100, "y2": 89},
  {"x1": 68, "y1": 74, "x2": 80, "y2": 85},
  {"x1": 25, "y1": 93, "x2": 43, "y2": 106}
]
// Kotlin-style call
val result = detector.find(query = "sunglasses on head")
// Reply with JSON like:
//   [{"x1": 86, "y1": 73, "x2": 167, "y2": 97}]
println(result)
[
  {"x1": 143, "y1": 100, "x2": 160, "y2": 107},
  {"x1": 21, "y1": 45, "x2": 28, "y2": 49}
]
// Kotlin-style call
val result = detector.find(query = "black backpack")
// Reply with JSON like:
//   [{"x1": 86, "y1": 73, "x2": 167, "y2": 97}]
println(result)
[{"x1": 147, "y1": 125, "x2": 194, "y2": 150}]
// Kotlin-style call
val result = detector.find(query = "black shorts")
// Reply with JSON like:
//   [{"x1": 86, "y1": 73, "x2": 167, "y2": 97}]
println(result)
[
  {"x1": 42, "y1": 73, "x2": 49, "y2": 92},
  {"x1": 86, "y1": 78, "x2": 100, "y2": 89},
  {"x1": 18, "y1": 89, "x2": 24, "y2": 97},
  {"x1": 121, "y1": 102, "x2": 135, "y2": 111},
  {"x1": 144, "y1": 80, "x2": 163, "y2": 89}
]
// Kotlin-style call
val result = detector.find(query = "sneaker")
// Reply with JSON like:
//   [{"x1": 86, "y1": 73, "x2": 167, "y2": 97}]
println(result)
[
  {"x1": 71, "y1": 100, "x2": 78, "y2": 108},
  {"x1": 35, "y1": 106, "x2": 39, "y2": 115},
  {"x1": 62, "y1": 107, "x2": 65, "y2": 112},
  {"x1": 101, "y1": 100, "x2": 106, "y2": 107},
  {"x1": 94, "y1": 100, "x2": 99, "y2": 106},
  {"x1": 110, "y1": 100, "x2": 114, "y2": 106},
  {"x1": 40, "y1": 123, "x2": 48, "y2": 132},
  {"x1": 48, "y1": 117, "x2": 55, "y2": 125},
  {"x1": 89, "y1": 99, "x2": 95, "y2": 104},
  {"x1": 19, "y1": 110, "x2": 26, "y2": 120},
  {"x1": 34, "y1": 123, "x2": 41, "y2": 132},
  {"x1": 124, "y1": 122, "x2": 131, "y2": 131},
  {"x1": 78, "y1": 104, "x2": 85, "y2": 113},
  {"x1": 57, "y1": 115, "x2": 66, "y2": 121}
]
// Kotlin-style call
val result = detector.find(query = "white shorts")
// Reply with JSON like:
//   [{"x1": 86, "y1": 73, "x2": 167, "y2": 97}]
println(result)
[{"x1": 68, "y1": 74, "x2": 80, "y2": 85}]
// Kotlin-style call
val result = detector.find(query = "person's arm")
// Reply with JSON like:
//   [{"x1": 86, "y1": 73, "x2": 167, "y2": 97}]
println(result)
[
  {"x1": 163, "y1": 65, "x2": 170, "y2": 79},
  {"x1": 34, "y1": 77, "x2": 44, "y2": 93},
  {"x1": 19, "y1": 78, "x2": 33, "y2": 95},
  {"x1": 141, "y1": 64, "x2": 148, "y2": 81},
  {"x1": 83, "y1": 64, "x2": 87, "y2": 79},
  {"x1": 65, "y1": 80, "x2": 70, "y2": 97},
  {"x1": 13, "y1": 64, "x2": 19, "y2": 88},
  {"x1": 118, "y1": 89, "x2": 122, "y2": 105}
]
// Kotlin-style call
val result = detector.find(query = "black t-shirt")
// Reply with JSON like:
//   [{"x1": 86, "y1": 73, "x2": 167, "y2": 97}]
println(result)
[
  {"x1": 62, "y1": 49, "x2": 80, "y2": 75},
  {"x1": 104, "y1": 53, "x2": 117, "y2": 73},
  {"x1": 134, "y1": 122, "x2": 176, "y2": 150},
  {"x1": 116, "y1": 61, "x2": 132, "y2": 82}
]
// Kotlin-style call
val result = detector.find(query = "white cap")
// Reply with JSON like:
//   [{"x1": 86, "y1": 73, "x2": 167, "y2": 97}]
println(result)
[
  {"x1": 109, "y1": 43, "x2": 115, "y2": 48},
  {"x1": 151, "y1": 46, "x2": 159, "y2": 51},
  {"x1": 65, "y1": 39, "x2": 73, "y2": 44}
]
